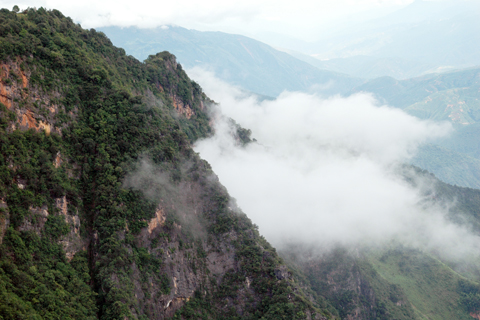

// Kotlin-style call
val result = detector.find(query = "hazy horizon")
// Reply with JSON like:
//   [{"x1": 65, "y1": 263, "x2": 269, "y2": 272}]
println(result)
[{"x1": 2, "y1": 0, "x2": 416, "y2": 48}]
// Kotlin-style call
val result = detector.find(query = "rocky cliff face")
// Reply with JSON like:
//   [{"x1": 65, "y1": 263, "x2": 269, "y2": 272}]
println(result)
[{"x1": 0, "y1": 58, "x2": 66, "y2": 135}]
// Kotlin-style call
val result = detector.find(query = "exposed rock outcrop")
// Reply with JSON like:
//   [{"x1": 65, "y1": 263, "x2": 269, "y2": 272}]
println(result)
[
  {"x1": 18, "y1": 206, "x2": 49, "y2": 235},
  {"x1": 147, "y1": 206, "x2": 166, "y2": 234},
  {"x1": 56, "y1": 196, "x2": 83, "y2": 261},
  {"x1": 0, "y1": 59, "x2": 65, "y2": 135},
  {"x1": 171, "y1": 94, "x2": 194, "y2": 119}
]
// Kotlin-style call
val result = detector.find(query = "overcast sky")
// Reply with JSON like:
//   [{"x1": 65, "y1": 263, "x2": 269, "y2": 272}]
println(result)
[{"x1": 3, "y1": 0, "x2": 418, "y2": 42}]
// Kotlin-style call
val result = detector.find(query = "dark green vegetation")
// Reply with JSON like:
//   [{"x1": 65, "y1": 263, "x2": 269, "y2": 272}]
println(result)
[
  {"x1": 0, "y1": 7, "x2": 331, "y2": 320},
  {"x1": 99, "y1": 26, "x2": 363, "y2": 98}
]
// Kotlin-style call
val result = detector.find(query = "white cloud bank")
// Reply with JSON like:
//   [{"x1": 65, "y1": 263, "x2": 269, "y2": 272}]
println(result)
[{"x1": 189, "y1": 67, "x2": 480, "y2": 259}]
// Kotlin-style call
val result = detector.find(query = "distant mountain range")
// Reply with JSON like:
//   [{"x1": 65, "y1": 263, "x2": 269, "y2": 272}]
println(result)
[
  {"x1": 279, "y1": 0, "x2": 480, "y2": 80},
  {"x1": 100, "y1": 0, "x2": 480, "y2": 91},
  {"x1": 285, "y1": 51, "x2": 437, "y2": 80},
  {"x1": 307, "y1": 0, "x2": 480, "y2": 63},
  {"x1": 99, "y1": 26, "x2": 363, "y2": 98}
]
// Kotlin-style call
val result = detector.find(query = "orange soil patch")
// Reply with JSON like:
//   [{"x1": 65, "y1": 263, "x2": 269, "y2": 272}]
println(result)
[
  {"x1": 38, "y1": 121, "x2": 51, "y2": 135},
  {"x1": 21, "y1": 110, "x2": 37, "y2": 128},
  {"x1": 0, "y1": 84, "x2": 11, "y2": 109},
  {"x1": 21, "y1": 110, "x2": 35, "y2": 128},
  {"x1": 21, "y1": 71, "x2": 28, "y2": 88},
  {"x1": 0, "y1": 63, "x2": 9, "y2": 78}
]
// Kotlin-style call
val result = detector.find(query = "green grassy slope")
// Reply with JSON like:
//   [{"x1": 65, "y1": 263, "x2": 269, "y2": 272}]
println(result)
[{"x1": 367, "y1": 247, "x2": 472, "y2": 320}]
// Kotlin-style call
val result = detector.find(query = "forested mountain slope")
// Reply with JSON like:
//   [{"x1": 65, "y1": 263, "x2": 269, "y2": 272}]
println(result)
[{"x1": 0, "y1": 7, "x2": 332, "y2": 319}]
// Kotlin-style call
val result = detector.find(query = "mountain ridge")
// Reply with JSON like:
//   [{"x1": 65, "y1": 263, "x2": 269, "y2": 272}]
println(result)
[{"x1": 98, "y1": 25, "x2": 364, "y2": 98}]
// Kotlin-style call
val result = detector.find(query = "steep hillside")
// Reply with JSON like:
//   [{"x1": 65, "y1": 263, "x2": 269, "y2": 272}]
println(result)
[
  {"x1": 281, "y1": 243, "x2": 480, "y2": 320},
  {"x1": 0, "y1": 7, "x2": 332, "y2": 319},
  {"x1": 281, "y1": 246, "x2": 417, "y2": 320},
  {"x1": 98, "y1": 26, "x2": 363, "y2": 98}
]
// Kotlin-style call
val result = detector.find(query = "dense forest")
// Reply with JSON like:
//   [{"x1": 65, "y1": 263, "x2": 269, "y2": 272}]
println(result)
[{"x1": 2, "y1": 6, "x2": 480, "y2": 320}]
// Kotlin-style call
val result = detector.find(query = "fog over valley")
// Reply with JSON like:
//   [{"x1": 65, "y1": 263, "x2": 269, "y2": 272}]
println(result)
[{"x1": 185, "y1": 68, "x2": 479, "y2": 258}]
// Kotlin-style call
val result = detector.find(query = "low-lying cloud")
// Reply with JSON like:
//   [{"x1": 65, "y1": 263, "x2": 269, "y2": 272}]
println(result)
[
  {"x1": 123, "y1": 159, "x2": 207, "y2": 238},
  {"x1": 189, "y1": 67, "x2": 480, "y2": 259}
]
